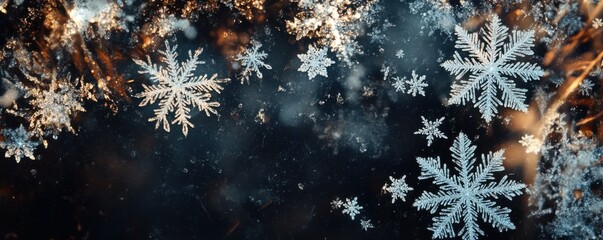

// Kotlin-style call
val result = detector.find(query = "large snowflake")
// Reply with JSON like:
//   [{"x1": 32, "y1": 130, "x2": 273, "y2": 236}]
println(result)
[
  {"x1": 134, "y1": 40, "x2": 229, "y2": 136},
  {"x1": 234, "y1": 41, "x2": 272, "y2": 84},
  {"x1": 441, "y1": 15, "x2": 544, "y2": 122},
  {"x1": 297, "y1": 44, "x2": 335, "y2": 80},
  {"x1": 413, "y1": 132, "x2": 525, "y2": 240}
]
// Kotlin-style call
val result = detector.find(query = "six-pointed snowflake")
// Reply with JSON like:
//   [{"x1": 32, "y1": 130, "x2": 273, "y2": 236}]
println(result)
[
  {"x1": 360, "y1": 219, "x2": 374, "y2": 231},
  {"x1": 382, "y1": 175, "x2": 413, "y2": 203},
  {"x1": 413, "y1": 132, "x2": 525, "y2": 240},
  {"x1": 392, "y1": 76, "x2": 406, "y2": 92},
  {"x1": 441, "y1": 15, "x2": 544, "y2": 122},
  {"x1": 134, "y1": 40, "x2": 229, "y2": 136},
  {"x1": 406, "y1": 70, "x2": 428, "y2": 97},
  {"x1": 298, "y1": 44, "x2": 335, "y2": 80},
  {"x1": 235, "y1": 41, "x2": 272, "y2": 84},
  {"x1": 414, "y1": 116, "x2": 447, "y2": 147},
  {"x1": 578, "y1": 79, "x2": 594, "y2": 96},
  {"x1": 342, "y1": 197, "x2": 363, "y2": 220},
  {"x1": 0, "y1": 125, "x2": 39, "y2": 163}
]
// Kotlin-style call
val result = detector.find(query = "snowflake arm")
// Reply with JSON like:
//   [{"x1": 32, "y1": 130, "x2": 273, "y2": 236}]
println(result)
[
  {"x1": 414, "y1": 116, "x2": 447, "y2": 146},
  {"x1": 134, "y1": 40, "x2": 229, "y2": 136},
  {"x1": 235, "y1": 41, "x2": 272, "y2": 84}
]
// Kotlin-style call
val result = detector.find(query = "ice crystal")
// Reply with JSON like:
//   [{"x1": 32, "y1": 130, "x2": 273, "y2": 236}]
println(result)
[
  {"x1": 234, "y1": 41, "x2": 272, "y2": 84},
  {"x1": 10, "y1": 72, "x2": 94, "y2": 139},
  {"x1": 336, "y1": 197, "x2": 363, "y2": 220},
  {"x1": 360, "y1": 219, "x2": 374, "y2": 231},
  {"x1": 405, "y1": 70, "x2": 428, "y2": 97},
  {"x1": 395, "y1": 49, "x2": 405, "y2": 59},
  {"x1": 594, "y1": 18, "x2": 603, "y2": 29},
  {"x1": 392, "y1": 76, "x2": 406, "y2": 92},
  {"x1": 297, "y1": 44, "x2": 335, "y2": 80},
  {"x1": 519, "y1": 134, "x2": 542, "y2": 154},
  {"x1": 413, "y1": 132, "x2": 525, "y2": 240},
  {"x1": 0, "y1": 125, "x2": 39, "y2": 163},
  {"x1": 134, "y1": 40, "x2": 229, "y2": 136},
  {"x1": 414, "y1": 116, "x2": 447, "y2": 147},
  {"x1": 287, "y1": 0, "x2": 380, "y2": 64},
  {"x1": 578, "y1": 79, "x2": 594, "y2": 96},
  {"x1": 441, "y1": 15, "x2": 544, "y2": 122},
  {"x1": 382, "y1": 175, "x2": 413, "y2": 203}
]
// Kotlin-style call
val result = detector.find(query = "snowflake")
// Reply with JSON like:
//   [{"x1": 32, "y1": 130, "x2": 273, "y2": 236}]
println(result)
[
  {"x1": 342, "y1": 197, "x2": 363, "y2": 220},
  {"x1": 297, "y1": 44, "x2": 335, "y2": 80},
  {"x1": 134, "y1": 40, "x2": 229, "y2": 136},
  {"x1": 234, "y1": 41, "x2": 272, "y2": 84},
  {"x1": 413, "y1": 132, "x2": 526, "y2": 240},
  {"x1": 441, "y1": 15, "x2": 544, "y2": 122},
  {"x1": 405, "y1": 70, "x2": 428, "y2": 97},
  {"x1": 382, "y1": 175, "x2": 413, "y2": 203},
  {"x1": 360, "y1": 219, "x2": 374, "y2": 231},
  {"x1": 396, "y1": 49, "x2": 405, "y2": 59},
  {"x1": 286, "y1": 0, "x2": 380, "y2": 64},
  {"x1": 519, "y1": 134, "x2": 542, "y2": 154},
  {"x1": 331, "y1": 197, "x2": 344, "y2": 209},
  {"x1": 593, "y1": 18, "x2": 603, "y2": 29},
  {"x1": 392, "y1": 76, "x2": 406, "y2": 92},
  {"x1": 10, "y1": 72, "x2": 94, "y2": 139},
  {"x1": 414, "y1": 116, "x2": 447, "y2": 147},
  {"x1": 578, "y1": 79, "x2": 594, "y2": 96},
  {"x1": 0, "y1": 125, "x2": 39, "y2": 163}
]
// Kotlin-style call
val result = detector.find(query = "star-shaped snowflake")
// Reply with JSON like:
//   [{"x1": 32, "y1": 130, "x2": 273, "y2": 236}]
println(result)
[
  {"x1": 235, "y1": 41, "x2": 272, "y2": 84},
  {"x1": 405, "y1": 70, "x2": 427, "y2": 97},
  {"x1": 0, "y1": 125, "x2": 39, "y2": 163},
  {"x1": 297, "y1": 44, "x2": 335, "y2": 80},
  {"x1": 414, "y1": 116, "x2": 447, "y2": 147},
  {"x1": 382, "y1": 175, "x2": 413, "y2": 203},
  {"x1": 134, "y1": 40, "x2": 229, "y2": 136},
  {"x1": 392, "y1": 76, "x2": 406, "y2": 92},
  {"x1": 413, "y1": 133, "x2": 525, "y2": 240},
  {"x1": 441, "y1": 15, "x2": 544, "y2": 122}
]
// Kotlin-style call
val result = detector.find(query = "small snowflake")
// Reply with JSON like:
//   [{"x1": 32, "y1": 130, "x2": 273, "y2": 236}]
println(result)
[
  {"x1": 578, "y1": 79, "x2": 594, "y2": 96},
  {"x1": 593, "y1": 18, "x2": 603, "y2": 29},
  {"x1": 414, "y1": 116, "x2": 447, "y2": 146},
  {"x1": 235, "y1": 41, "x2": 272, "y2": 84},
  {"x1": 392, "y1": 76, "x2": 406, "y2": 92},
  {"x1": 342, "y1": 197, "x2": 363, "y2": 220},
  {"x1": 396, "y1": 49, "x2": 405, "y2": 59},
  {"x1": 360, "y1": 219, "x2": 374, "y2": 231},
  {"x1": 405, "y1": 70, "x2": 427, "y2": 97},
  {"x1": 519, "y1": 134, "x2": 542, "y2": 154},
  {"x1": 0, "y1": 125, "x2": 39, "y2": 163},
  {"x1": 331, "y1": 197, "x2": 344, "y2": 209},
  {"x1": 382, "y1": 175, "x2": 413, "y2": 203},
  {"x1": 298, "y1": 44, "x2": 335, "y2": 80}
]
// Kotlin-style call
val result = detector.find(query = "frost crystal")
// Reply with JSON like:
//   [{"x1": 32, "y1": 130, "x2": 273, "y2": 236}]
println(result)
[
  {"x1": 234, "y1": 41, "x2": 272, "y2": 84},
  {"x1": 134, "y1": 40, "x2": 229, "y2": 136},
  {"x1": 360, "y1": 219, "x2": 374, "y2": 231},
  {"x1": 341, "y1": 197, "x2": 363, "y2": 220},
  {"x1": 287, "y1": 0, "x2": 380, "y2": 64},
  {"x1": 413, "y1": 132, "x2": 525, "y2": 240},
  {"x1": 0, "y1": 125, "x2": 39, "y2": 163},
  {"x1": 382, "y1": 175, "x2": 413, "y2": 203},
  {"x1": 11, "y1": 72, "x2": 93, "y2": 139},
  {"x1": 405, "y1": 70, "x2": 427, "y2": 97},
  {"x1": 593, "y1": 18, "x2": 602, "y2": 29},
  {"x1": 414, "y1": 116, "x2": 447, "y2": 147},
  {"x1": 441, "y1": 15, "x2": 544, "y2": 122},
  {"x1": 578, "y1": 79, "x2": 594, "y2": 96},
  {"x1": 519, "y1": 134, "x2": 542, "y2": 154},
  {"x1": 297, "y1": 44, "x2": 335, "y2": 80},
  {"x1": 392, "y1": 76, "x2": 406, "y2": 92}
]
